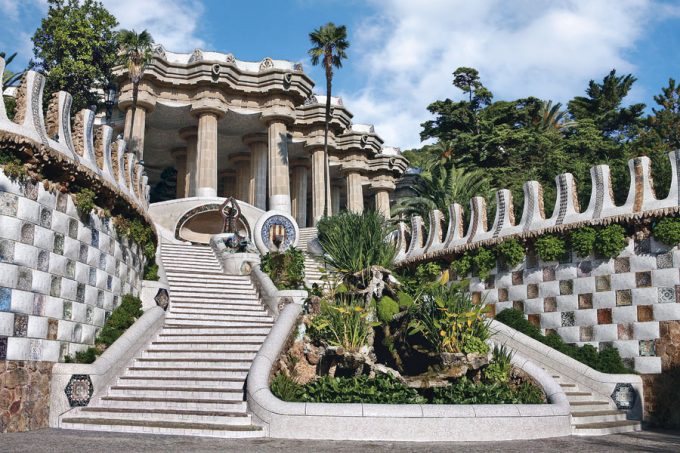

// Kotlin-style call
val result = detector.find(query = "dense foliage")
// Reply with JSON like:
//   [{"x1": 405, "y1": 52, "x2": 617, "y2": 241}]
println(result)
[
  {"x1": 652, "y1": 217, "x2": 680, "y2": 246},
  {"x1": 495, "y1": 309, "x2": 630, "y2": 374},
  {"x1": 307, "y1": 297, "x2": 374, "y2": 351},
  {"x1": 113, "y1": 216, "x2": 158, "y2": 281},
  {"x1": 260, "y1": 247, "x2": 305, "y2": 289},
  {"x1": 593, "y1": 224, "x2": 628, "y2": 258},
  {"x1": 64, "y1": 294, "x2": 143, "y2": 363},
  {"x1": 495, "y1": 238, "x2": 525, "y2": 269},
  {"x1": 570, "y1": 227, "x2": 597, "y2": 258},
  {"x1": 73, "y1": 187, "x2": 97, "y2": 216},
  {"x1": 428, "y1": 377, "x2": 544, "y2": 404},
  {"x1": 534, "y1": 235, "x2": 567, "y2": 262}
]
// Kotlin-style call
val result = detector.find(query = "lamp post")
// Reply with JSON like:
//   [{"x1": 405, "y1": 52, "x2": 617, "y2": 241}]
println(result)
[{"x1": 105, "y1": 82, "x2": 117, "y2": 124}]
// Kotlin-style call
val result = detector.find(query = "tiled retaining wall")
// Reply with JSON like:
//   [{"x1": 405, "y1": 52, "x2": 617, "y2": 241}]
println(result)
[
  {"x1": 0, "y1": 361, "x2": 52, "y2": 432},
  {"x1": 0, "y1": 170, "x2": 145, "y2": 361},
  {"x1": 460, "y1": 237, "x2": 680, "y2": 374}
]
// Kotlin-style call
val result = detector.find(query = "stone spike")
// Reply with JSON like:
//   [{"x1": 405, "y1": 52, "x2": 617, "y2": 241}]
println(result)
[
  {"x1": 631, "y1": 156, "x2": 656, "y2": 212},
  {"x1": 490, "y1": 189, "x2": 514, "y2": 238},
  {"x1": 518, "y1": 181, "x2": 544, "y2": 232},
  {"x1": 13, "y1": 71, "x2": 49, "y2": 145},
  {"x1": 406, "y1": 215, "x2": 426, "y2": 257},
  {"x1": 113, "y1": 138, "x2": 127, "y2": 185},
  {"x1": 665, "y1": 150, "x2": 680, "y2": 206},
  {"x1": 394, "y1": 222, "x2": 410, "y2": 260},
  {"x1": 97, "y1": 125, "x2": 115, "y2": 180},
  {"x1": 424, "y1": 209, "x2": 445, "y2": 250},
  {"x1": 124, "y1": 152, "x2": 135, "y2": 194},
  {"x1": 142, "y1": 175, "x2": 150, "y2": 207},
  {"x1": 0, "y1": 57, "x2": 5, "y2": 120},
  {"x1": 134, "y1": 161, "x2": 144, "y2": 199},
  {"x1": 443, "y1": 203, "x2": 465, "y2": 247},
  {"x1": 72, "y1": 109, "x2": 99, "y2": 173},
  {"x1": 550, "y1": 173, "x2": 580, "y2": 226},
  {"x1": 465, "y1": 197, "x2": 487, "y2": 243}
]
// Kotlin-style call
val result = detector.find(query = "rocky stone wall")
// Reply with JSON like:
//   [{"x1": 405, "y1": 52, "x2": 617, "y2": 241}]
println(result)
[{"x1": 0, "y1": 361, "x2": 52, "y2": 432}]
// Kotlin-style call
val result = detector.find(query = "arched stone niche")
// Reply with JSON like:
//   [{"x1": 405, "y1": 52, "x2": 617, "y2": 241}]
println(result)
[{"x1": 175, "y1": 203, "x2": 250, "y2": 244}]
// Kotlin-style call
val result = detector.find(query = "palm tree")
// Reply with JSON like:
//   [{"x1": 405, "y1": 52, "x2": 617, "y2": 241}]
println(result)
[
  {"x1": 391, "y1": 157, "x2": 495, "y2": 222},
  {"x1": 308, "y1": 22, "x2": 350, "y2": 217},
  {"x1": 534, "y1": 100, "x2": 576, "y2": 131},
  {"x1": 117, "y1": 29, "x2": 154, "y2": 157},
  {"x1": 1, "y1": 52, "x2": 24, "y2": 87}
]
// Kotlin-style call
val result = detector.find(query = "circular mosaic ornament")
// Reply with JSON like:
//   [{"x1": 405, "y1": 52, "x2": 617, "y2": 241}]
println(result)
[{"x1": 254, "y1": 211, "x2": 299, "y2": 254}]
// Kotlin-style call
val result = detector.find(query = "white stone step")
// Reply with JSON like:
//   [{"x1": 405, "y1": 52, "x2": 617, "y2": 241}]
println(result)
[
  {"x1": 126, "y1": 367, "x2": 249, "y2": 379},
  {"x1": 570, "y1": 410, "x2": 628, "y2": 424},
  {"x1": 165, "y1": 313, "x2": 272, "y2": 322},
  {"x1": 572, "y1": 420, "x2": 640, "y2": 436},
  {"x1": 160, "y1": 326, "x2": 272, "y2": 335},
  {"x1": 140, "y1": 350, "x2": 257, "y2": 360},
  {"x1": 107, "y1": 386, "x2": 244, "y2": 400},
  {"x1": 565, "y1": 392, "x2": 595, "y2": 403},
  {"x1": 132, "y1": 358, "x2": 253, "y2": 369},
  {"x1": 170, "y1": 305, "x2": 265, "y2": 313},
  {"x1": 170, "y1": 296, "x2": 261, "y2": 304},
  {"x1": 163, "y1": 319, "x2": 272, "y2": 328},
  {"x1": 166, "y1": 280, "x2": 253, "y2": 288},
  {"x1": 149, "y1": 342, "x2": 263, "y2": 351},
  {"x1": 59, "y1": 419, "x2": 263, "y2": 438},
  {"x1": 96, "y1": 396, "x2": 247, "y2": 412},
  {"x1": 568, "y1": 401, "x2": 614, "y2": 411},
  {"x1": 155, "y1": 334, "x2": 267, "y2": 343},
  {"x1": 72, "y1": 406, "x2": 252, "y2": 425},
  {"x1": 117, "y1": 376, "x2": 245, "y2": 389}
]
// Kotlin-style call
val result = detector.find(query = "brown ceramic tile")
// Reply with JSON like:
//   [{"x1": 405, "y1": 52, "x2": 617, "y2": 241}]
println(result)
[
  {"x1": 543, "y1": 266, "x2": 556, "y2": 282},
  {"x1": 545, "y1": 328, "x2": 557, "y2": 336},
  {"x1": 485, "y1": 275, "x2": 495, "y2": 289},
  {"x1": 637, "y1": 305, "x2": 654, "y2": 322},
  {"x1": 596, "y1": 275, "x2": 611, "y2": 292},
  {"x1": 528, "y1": 314, "x2": 541, "y2": 327},
  {"x1": 635, "y1": 271, "x2": 652, "y2": 288},
  {"x1": 617, "y1": 323, "x2": 634, "y2": 340},
  {"x1": 559, "y1": 280, "x2": 573, "y2": 295},
  {"x1": 614, "y1": 257, "x2": 630, "y2": 273},
  {"x1": 472, "y1": 292, "x2": 481, "y2": 305},
  {"x1": 512, "y1": 271, "x2": 524, "y2": 285},
  {"x1": 513, "y1": 300, "x2": 524, "y2": 312},
  {"x1": 580, "y1": 326, "x2": 593, "y2": 342},
  {"x1": 544, "y1": 297, "x2": 557, "y2": 312},
  {"x1": 498, "y1": 288, "x2": 508, "y2": 302},
  {"x1": 486, "y1": 303, "x2": 496, "y2": 318},
  {"x1": 578, "y1": 293, "x2": 593, "y2": 309},
  {"x1": 47, "y1": 318, "x2": 58, "y2": 340},
  {"x1": 616, "y1": 289, "x2": 633, "y2": 306},
  {"x1": 676, "y1": 285, "x2": 680, "y2": 303},
  {"x1": 527, "y1": 283, "x2": 539, "y2": 299},
  {"x1": 597, "y1": 308, "x2": 612, "y2": 324}
]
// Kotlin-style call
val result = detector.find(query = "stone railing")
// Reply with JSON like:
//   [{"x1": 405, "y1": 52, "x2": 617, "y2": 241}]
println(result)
[
  {"x1": 395, "y1": 152, "x2": 680, "y2": 264},
  {"x1": 0, "y1": 57, "x2": 151, "y2": 221}
]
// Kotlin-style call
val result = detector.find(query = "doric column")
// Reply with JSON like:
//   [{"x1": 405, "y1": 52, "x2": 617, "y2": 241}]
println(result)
[
  {"x1": 371, "y1": 178, "x2": 396, "y2": 219},
  {"x1": 219, "y1": 169, "x2": 236, "y2": 197},
  {"x1": 267, "y1": 119, "x2": 291, "y2": 213},
  {"x1": 171, "y1": 148, "x2": 187, "y2": 199},
  {"x1": 123, "y1": 106, "x2": 148, "y2": 159},
  {"x1": 179, "y1": 127, "x2": 198, "y2": 197},
  {"x1": 195, "y1": 110, "x2": 221, "y2": 198},
  {"x1": 309, "y1": 147, "x2": 326, "y2": 223},
  {"x1": 331, "y1": 184, "x2": 341, "y2": 215},
  {"x1": 346, "y1": 171, "x2": 364, "y2": 214},
  {"x1": 243, "y1": 133, "x2": 268, "y2": 210},
  {"x1": 229, "y1": 153, "x2": 251, "y2": 202},
  {"x1": 291, "y1": 162, "x2": 309, "y2": 227}
]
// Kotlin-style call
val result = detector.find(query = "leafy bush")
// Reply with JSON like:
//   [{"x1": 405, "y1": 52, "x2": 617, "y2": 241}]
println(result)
[
  {"x1": 495, "y1": 309, "x2": 630, "y2": 373},
  {"x1": 473, "y1": 247, "x2": 496, "y2": 279},
  {"x1": 484, "y1": 344, "x2": 514, "y2": 384},
  {"x1": 317, "y1": 211, "x2": 396, "y2": 279},
  {"x1": 430, "y1": 377, "x2": 544, "y2": 404},
  {"x1": 534, "y1": 235, "x2": 567, "y2": 262},
  {"x1": 271, "y1": 373, "x2": 303, "y2": 401},
  {"x1": 143, "y1": 261, "x2": 159, "y2": 281},
  {"x1": 64, "y1": 294, "x2": 143, "y2": 363},
  {"x1": 570, "y1": 227, "x2": 597, "y2": 257},
  {"x1": 494, "y1": 238, "x2": 525, "y2": 268},
  {"x1": 307, "y1": 298, "x2": 374, "y2": 351},
  {"x1": 113, "y1": 216, "x2": 157, "y2": 260},
  {"x1": 260, "y1": 247, "x2": 305, "y2": 289},
  {"x1": 376, "y1": 295, "x2": 399, "y2": 324},
  {"x1": 0, "y1": 150, "x2": 28, "y2": 180},
  {"x1": 4, "y1": 96, "x2": 16, "y2": 121},
  {"x1": 594, "y1": 224, "x2": 627, "y2": 258},
  {"x1": 415, "y1": 262, "x2": 442, "y2": 283},
  {"x1": 450, "y1": 251, "x2": 473, "y2": 277},
  {"x1": 275, "y1": 373, "x2": 426, "y2": 404},
  {"x1": 396, "y1": 291, "x2": 414, "y2": 310},
  {"x1": 74, "y1": 188, "x2": 96, "y2": 215},
  {"x1": 653, "y1": 217, "x2": 680, "y2": 246}
]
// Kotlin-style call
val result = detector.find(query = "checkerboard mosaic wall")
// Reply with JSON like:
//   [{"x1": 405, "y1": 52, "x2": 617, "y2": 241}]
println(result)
[
  {"x1": 462, "y1": 237, "x2": 680, "y2": 374},
  {"x1": 0, "y1": 177, "x2": 145, "y2": 362}
]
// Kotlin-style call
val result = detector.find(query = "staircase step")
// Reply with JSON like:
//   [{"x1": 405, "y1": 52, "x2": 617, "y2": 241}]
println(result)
[
  {"x1": 170, "y1": 287, "x2": 257, "y2": 295},
  {"x1": 156, "y1": 332, "x2": 268, "y2": 339},
  {"x1": 126, "y1": 367, "x2": 249, "y2": 379},
  {"x1": 150, "y1": 342, "x2": 264, "y2": 350},
  {"x1": 133, "y1": 359, "x2": 253, "y2": 369},
  {"x1": 60, "y1": 417, "x2": 263, "y2": 437},
  {"x1": 107, "y1": 386, "x2": 245, "y2": 400},
  {"x1": 569, "y1": 401, "x2": 612, "y2": 411},
  {"x1": 140, "y1": 350, "x2": 257, "y2": 360},
  {"x1": 571, "y1": 410, "x2": 628, "y2": 424},
  {"x1": 74, "y1": 407, "x2": 252, "y2": 425},
  {"x1": 170, "y1": 305, "x2": 265, "y2": 313},
  {"x1": 163, "y1": 320, "x2": 272, "y2": 328},
  {"x1": 572, "y1": 420, "x2": 640, "y2": 436},
  {"x1": 165, "y1": 313, "x2": 272, "y2": 322},
  {"x1": 565, "y1": 391, "x2": 595, "y2": 402},
  {"x1": 97, "y1": 396, "x2": 247, "y2": 412},
  {"x1": 118, "y1": 376, "x2": 245, "y2": 388},
  {"x1": 170, "y1": 296, "x2": 260, "y2": 304},
  {"x1": 160, "y1": 326, "x2": 271, "y2": 335}
]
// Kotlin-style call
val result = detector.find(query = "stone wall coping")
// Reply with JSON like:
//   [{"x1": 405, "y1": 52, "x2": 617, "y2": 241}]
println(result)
[
  {"x1": 48, "y1": 306, "x2": 166, "y2": 427},
  {"x1": 490, "y1": 320, "x2": 644, "y2": 419},
  {"x1": 249, "y1": 266, "x2": 307, "y2": 318},
  {"x1": 246, "y1": 303, "x2": 573, "y2": 441}
]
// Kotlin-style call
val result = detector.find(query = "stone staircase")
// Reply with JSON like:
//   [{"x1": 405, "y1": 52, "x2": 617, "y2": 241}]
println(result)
[
  {"x1": 59, "y1": 243, "x2": 272, "y2": 437},
  {"x1": 542, "y1": 368, "x2": 641, "y2": 435},
  {"x1": 298, "y1": 227, "x2": 326, "y2": 288}
]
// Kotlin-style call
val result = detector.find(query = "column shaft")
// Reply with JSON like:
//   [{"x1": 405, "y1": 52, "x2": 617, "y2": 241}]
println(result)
[
  {"x1": 331, "y1": 185, "x2": 341, "y2": 215},
  {"x1": 173, "y1": 150, "x2": 187, "y2": 199},
  {"x1": 375, "y1": 190, "x2": 391, "y2": 219},
  {"x1": 267, "y1": 120, "x2": 291, "y2": 213},
  {"x1": 291, "y1": 166, "x2": 308, "y2": 227},
  {"x1": 196, "y1": 113, "x2": 218, "y2": 197},
  {"x1": 124, "y1": 107, "x2": 147, "y2": 159},
  {"x1": 249, "y1": 141, "x2": 267, "y2": 209},
  {"x1": 311, "y1": 148, "x2": 326, "y2": 222},
  {"x1": 346, "y1": 172, "x2": 364, "y2": 214},
  {"x1": 185, "y1": 135, "x2": 198, "y2": 197}
]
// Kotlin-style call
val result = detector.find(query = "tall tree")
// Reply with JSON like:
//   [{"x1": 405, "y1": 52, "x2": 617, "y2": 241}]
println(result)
[
  {"x1": 0, "y1": 52, "x2": 24, "y2": 87},
  {"x1": 30, "y1": 0, "x2": 118, "y2": 112},
  {"x1": 117, "y1": 29, "x2": 154, "y2": 157},
  {"x1": 308, "y1": 22, "x2": 350, "y2": 216}
]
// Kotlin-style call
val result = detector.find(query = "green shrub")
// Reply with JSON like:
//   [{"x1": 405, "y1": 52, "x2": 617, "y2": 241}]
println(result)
[
  {"x1": 113, "y1": 217, "x2": 157, "y2": 260},
  {"x1": 653, "y1": 217, "x2": 680, "y2": 246},
  {"x1": 64, "y1": 347, "x2": 97, "y2": 364},
  {"x1": 295, "y1": 374, "x2": 425, "y2": 404},
  {"x1": 430, "y1": 377, "x2": 544, "y2": 404},
  {"x1": 415, "y1": 262, "x2": 442, "y2": 283},
  {"x1": 534, "y1": 235, "x2": 567, "y2": 262},
  {"x1": 74, "y1": 188, "x2": 96, "y2": 215},
  {"x1": 271, "y1": 373, "x2": 303, "y2": 402},
  {"x1": 377, "y1": 295, "x2": 399, "y2": 324},
  {"x1": 4, "y1": 96, "x2": 16, "y2": 120},
  {"x1": 594, "y1": 224, "x2": 627, "y2": 258},
  {"x1": 0, "y1": 150, "x2": 28, "y2": 180},
  {"x1": 397, "y1": 291, "x2": 414, "y2": 310},
  {"x1": 495, "y1": 309, "x2": 630, "y2": 374},
  {"x1": 462, "y1": 336, "x2": 489, "y2": 355},
  {"x1": 260, "y1": 247, "x2": 305, "y2": 290},
  {"x1": 143, "y1": 261, "x2": 159, "y2": 281},
  {"x1": 494, "y1": 238, "x2": 525, "y2": 268},
  {"x1": 473, "y1": 247, "x2": 496, "y2": 279},
  {"x1": 484, "y1": 344, "x2": 514, "y2": 384},
  {"x1": 317, "y1": 211, "x2": 396, "y2": 280},
  {"x1": 570, "y1": 227, "x2": 597, "y2": 257},
  {"x1": 450, "y1": 252, "x2": 473, "y2": 277},
  {"x1": 307, "y1": 298, "x2": 374, "y2": 351}
]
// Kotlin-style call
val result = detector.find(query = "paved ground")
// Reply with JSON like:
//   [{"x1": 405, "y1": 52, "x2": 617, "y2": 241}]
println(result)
[{"x1": 1, "y1": 429, "x2": 679, "y2": 453}]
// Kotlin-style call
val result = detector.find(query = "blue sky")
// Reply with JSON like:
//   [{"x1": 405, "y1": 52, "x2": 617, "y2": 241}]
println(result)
[{"x1": 2, "y1": 0, "x2": 680, "y2": 149}]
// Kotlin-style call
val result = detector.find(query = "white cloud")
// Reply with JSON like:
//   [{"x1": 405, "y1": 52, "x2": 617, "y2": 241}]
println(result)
[
  {"x1": 102, "y1": 0, "x2": 206, "y2": 51},
  {"x1": 0, "y1": 0, "x2": 20, "y2": 21},
  {"x1": 340, "y1": 0, "x2": 654, "y2": 149}
]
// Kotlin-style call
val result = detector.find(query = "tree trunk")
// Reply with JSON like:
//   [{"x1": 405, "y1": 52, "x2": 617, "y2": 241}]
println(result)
[
  {"x1": 127, "y1": 81, "x2": 139, "y2": 157},
  {"x1": 323, "y1": 54, "x2": 333, "y2": 217}
]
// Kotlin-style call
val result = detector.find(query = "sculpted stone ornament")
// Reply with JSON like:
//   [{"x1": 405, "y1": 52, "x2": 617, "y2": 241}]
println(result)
[
  {"x1": 259, "y1": 57, "x2": 274, "y2": 71},
  {"x1": 65, "y1": 374, "x2": 93, "y2": 407},
  {"x1": 219, "y1": 197, "x2": 254, "y2": 253},
  {"x1": 253, "y1": 210, "x2": 299, "y2": 254},
  {"x1": 154, "y1": 288, "x2": 170, "y2": 311},
  {"x1": 225, "y1": 53, "x2": 236, "y2": 64},
  {"x1": 188, "y1": 48, "x2": 203, "y2": 63}
]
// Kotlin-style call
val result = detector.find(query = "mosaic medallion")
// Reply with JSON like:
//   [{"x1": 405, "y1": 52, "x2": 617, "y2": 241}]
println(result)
[
  {"x1": 611, "y1": 383, "x2": 637, "y2": 410},
  {"x1": 65, "y1": 374, "x2": 93, "y2": 407}
]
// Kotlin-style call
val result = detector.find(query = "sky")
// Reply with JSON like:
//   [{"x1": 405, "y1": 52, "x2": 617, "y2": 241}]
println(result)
[{"x1": 2, "y1": 0, "x2": 680, "y2": 150}]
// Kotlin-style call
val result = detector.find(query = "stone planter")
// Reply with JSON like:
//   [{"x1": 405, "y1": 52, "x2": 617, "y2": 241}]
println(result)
[{"x1": 222, "y1": 252, "x2": 261, "y2": 275}]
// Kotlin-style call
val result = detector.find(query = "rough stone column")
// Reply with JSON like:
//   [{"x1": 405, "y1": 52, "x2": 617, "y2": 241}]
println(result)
[
  {"x1": 219, "y1": 169, "x2": 236, "y2": 197},
  {"x1": 310, "y1": 148, "x2": 326, "y2": 223},
  {"x1": 196, "y1": 111, "x2": 220, "y2": 198},
  {"x1": 267, "y1": 120, "x2": 291, "y2": 213},
  {"x1": 244, "y1": 134, "x2": 268, "y2": 210},
  {"x1": 345, "y1": 171, "x2": 364, "y2": 214},
  {"x1": 230, "y1": 153, "x2": 251, "y2": 202},
  {"x1": 374, "y1": 190, "x2": 391, "y2": 218},
  {"x1": 291, "y1": 163, "x2": 309, "y2": 227},
  {"x1": 179, "y1": 127, "x2": 198, "y2": 197},
  {"x1": 371, "y1": 178, "x2": 396, "y2": 219},
  {"x1": 331, "y1": 184, "x2": 341, "y2": 215},
  {"x1": 124, "y1": 106, "x2": 147, "y2": 159},
  {"x1": 171, "y1": 148, "x2": 187, "y2": 199}
]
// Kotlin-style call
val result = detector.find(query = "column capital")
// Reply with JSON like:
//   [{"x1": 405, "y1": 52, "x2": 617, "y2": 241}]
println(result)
[
  {"x1": 179, "y1": 126, "x2": 198, "y2": 140},
  {"x1": 290, "y1": 159, "x2": 310, "y2": 170},
  {"x1": 242, "y1": 132, "x2": 268, "y2": 146},
  {"x1": 191, "y1": 99, "x2": 226, "y2": 119},
  {"x1": 219, "y1": 168, "x2": 236, "y2": 177},
  {"x1": 304, "y1": 140, "x2": 337, "y2": 153},
  {"x1": 229, "y1": 152, "x2": 251, "y2": 166},
  {"x1": 261, "y1": 109, "x2": 296, "y2": 126},
  {"x1": 369, "y1": 179, "x2": 396, "y2": 193},
  {"x1": 171, "y1": 147, "x2": 187, "y2": 159}
]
